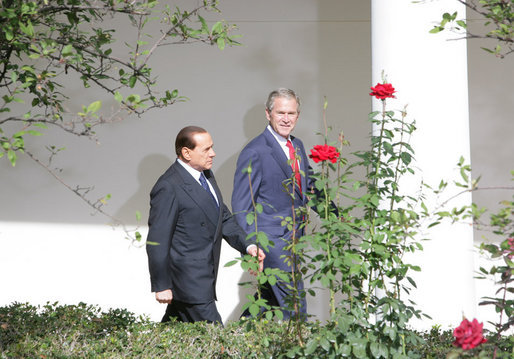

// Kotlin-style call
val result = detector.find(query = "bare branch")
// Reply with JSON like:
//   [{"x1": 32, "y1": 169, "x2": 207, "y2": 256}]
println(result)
[{"x1": 24, "y1": 149, "x2": 142, "y2": 244}]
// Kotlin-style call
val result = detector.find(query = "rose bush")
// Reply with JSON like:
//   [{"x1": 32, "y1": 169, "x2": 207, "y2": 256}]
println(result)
[
  {"x1": 506, "y1": 237, "x2": 514, "y2": 259},
  {"x1": 453, "y1": 318, "x2": 488, "y2": 350},
  {"x1": 369, "y1": 82, "x2": 396, "y2": 100},
  {"x1": 235, "y1": 80, "x2": 513, "y2": 358},
  {"x1": 308, "y1": 144, "x2": 340, "y2": 163}
]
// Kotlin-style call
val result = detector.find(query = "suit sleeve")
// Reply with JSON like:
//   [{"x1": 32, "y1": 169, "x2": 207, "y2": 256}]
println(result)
[
  {"x1": 231, "y1": 147, "x2": 262, "y2": 234},
  {"x1": 146, "y1": 180, "x2": 178, "y2": 293},
  {"x1": 220, "y1": 203, "x2": 254, "y2": 254}
]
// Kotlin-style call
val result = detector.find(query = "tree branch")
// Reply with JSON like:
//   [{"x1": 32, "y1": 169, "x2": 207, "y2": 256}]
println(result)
[{"x1": 24, "y1": 149, "x2": 142, "y2": 244}]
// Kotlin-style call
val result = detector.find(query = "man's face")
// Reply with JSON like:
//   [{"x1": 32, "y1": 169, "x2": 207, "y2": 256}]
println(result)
[
  {"x1": 266, "y1": 97, "x2": 299, "y2": 139},
  {"x1": 183, "y1": 132, "x2": 216, "y2": 171}
]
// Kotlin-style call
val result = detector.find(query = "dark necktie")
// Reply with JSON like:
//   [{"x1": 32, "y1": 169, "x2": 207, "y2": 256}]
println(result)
[
  {"x1": 199, "y1": 173, "x2": 219, "y2": 208},
  {"x1": 286, "y1": 140, "x2": 302, "y2": 193}
]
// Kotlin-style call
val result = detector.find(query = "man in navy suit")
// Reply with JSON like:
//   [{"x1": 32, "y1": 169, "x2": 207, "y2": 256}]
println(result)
[
  {"x1": 232, "y1": 89, "x2": 312, "y2": 319},
  {"x1": 146, "y1": 126, "x2": 265, "y2": 324}
]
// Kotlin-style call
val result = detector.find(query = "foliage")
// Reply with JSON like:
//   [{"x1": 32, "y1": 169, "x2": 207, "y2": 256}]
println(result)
[
  {"x1": 1, "y1": 302, "x2": 512, "y2": 358},
  {"x1": 230, "y1": 79, "x2": 513, "y2": 358},
  {"x1": 0, "y1": 0, "x2": 239, "y2": 240},
  {"x1": 225, "y1": 163, "x2": 290, "y2": 322},
  {"x1": 434, "y1": 171, "x2": 513, "y2": 359},
  {"x1": 429, "y1": 0, "x2": 514, "y2": 57},
  {"x1": 0, "y1": 0, "x2": 238, "y2": 166},
  {"x1": 230, "y1": 82, "x2": 425, "y2": 356},
  {"x1": 0, "y1": 302, "x2": 295, "y2": 358},
  {"x1": 282, "y1": 82, "x2": 427, "y2": 358}
]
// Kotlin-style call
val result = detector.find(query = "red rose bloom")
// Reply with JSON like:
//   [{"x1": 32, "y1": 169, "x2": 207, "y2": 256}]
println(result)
[
  {"x1": 369, "y1": 83, "x2": 396, "y2": 100},
  {"x1": 453, "y1": 318, "x2": 487, "y2": 350},
  {"x1": 309, "y1": 144, "x2": 340, "y2": 164}
]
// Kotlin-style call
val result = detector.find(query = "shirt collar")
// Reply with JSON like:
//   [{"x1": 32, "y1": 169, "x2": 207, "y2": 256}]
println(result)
[
  {"x1": 177, "y1": 158, "x2": 202, "y2": 181},
  {"x1": 266, "y1": 124, "x2": 291, "y2": 146}
]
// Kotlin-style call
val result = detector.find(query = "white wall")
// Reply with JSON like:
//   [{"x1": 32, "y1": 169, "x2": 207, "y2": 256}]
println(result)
[{"x1": 0, "y1": 0, "x2": 512, "y2": 328}]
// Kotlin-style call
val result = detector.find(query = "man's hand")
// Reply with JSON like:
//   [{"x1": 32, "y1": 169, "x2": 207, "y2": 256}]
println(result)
[
  {"x1": 247, "y1": 245, "x2": 266, "y2": 275},
  {"x1": 155, "y1": 289, "x2": 173, "y2": 304}
]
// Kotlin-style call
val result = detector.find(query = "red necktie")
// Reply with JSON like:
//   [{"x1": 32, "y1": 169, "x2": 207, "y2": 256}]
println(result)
[{"x1": 286, "y1": 140, "x2": 302, "y2": 194}]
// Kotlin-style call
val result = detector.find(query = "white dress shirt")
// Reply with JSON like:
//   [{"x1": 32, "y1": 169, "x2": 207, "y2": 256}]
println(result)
[{"x1": 177, "y1": 158, "x2": 219, "y2": 206}]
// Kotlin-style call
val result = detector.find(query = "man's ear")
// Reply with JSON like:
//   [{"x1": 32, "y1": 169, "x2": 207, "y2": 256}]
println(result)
[
  {"x1": 265, "y1": 109, "x2": 271, "y2": 122},
  {"x1": 181, "y1": 147, "x2": 191, "y2": 161}
]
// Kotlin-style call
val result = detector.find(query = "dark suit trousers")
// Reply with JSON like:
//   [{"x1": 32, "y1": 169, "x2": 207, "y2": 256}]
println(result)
[{"x1": 161, "y1": 299, "x2": 222, "y2": 325}]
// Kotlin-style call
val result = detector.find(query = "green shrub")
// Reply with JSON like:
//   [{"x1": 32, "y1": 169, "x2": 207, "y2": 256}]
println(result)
[
  {"x1": 1, "y1": 303, "x2": 512, "y2": 358},
  {"x1": 0, "y1": 302, "x2": 294, "y2": 358}
]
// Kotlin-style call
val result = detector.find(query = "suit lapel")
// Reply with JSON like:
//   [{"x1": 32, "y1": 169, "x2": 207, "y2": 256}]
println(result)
[
  {"x1": 263, "y1": 130, "x2": 293, "y2": 179},
  {"x1": 204, "y1": 170, "x2": 224, "y2": 231},
  {"x1": 263, "y1": 129, "x2": 305, "y2": 198},
  {"x1": 173, "y1": 162, "x2": 220, "y2": 226}
]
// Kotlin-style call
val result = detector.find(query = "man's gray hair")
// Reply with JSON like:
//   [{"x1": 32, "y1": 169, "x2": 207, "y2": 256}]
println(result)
[{"x1": 265, "y1": 88, "x2": 301, "y2": 113}]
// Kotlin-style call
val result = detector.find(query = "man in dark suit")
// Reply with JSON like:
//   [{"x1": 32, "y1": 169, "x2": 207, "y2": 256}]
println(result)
[
  {"x1": 146, "y1": 126, "x2": 265, "y2": 324},
  {"x1": 232, "y1": 88, "x2": 313, "y2": 319}
]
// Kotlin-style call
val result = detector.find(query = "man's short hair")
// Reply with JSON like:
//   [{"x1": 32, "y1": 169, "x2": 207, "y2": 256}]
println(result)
[
  {"x1": 265, "y1": 88, "x2": 301, "y2": 113},
  {"x1": 175, "y1": 126, "x2": 207, "y2": 157}
]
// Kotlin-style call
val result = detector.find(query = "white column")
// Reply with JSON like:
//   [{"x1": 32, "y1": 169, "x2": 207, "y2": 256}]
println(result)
[{"x1": 371, "y1": 0, "x2": 475, "y2": 329}]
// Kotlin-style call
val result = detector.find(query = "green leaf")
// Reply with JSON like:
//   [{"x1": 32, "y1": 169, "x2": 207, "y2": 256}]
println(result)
[
  {"x1": 128, "y1": 76, "x2": 137, "y2": 88},
  {"x1": 198, "y1": 15, "x2": 209, "y2": 33},
  {"x1": 248, "y1": 303, "x2": 260, "y2": 317},
  {"x1": 62, "y1": 44, "x2": 74, "y2": 57},
  {"x1": 351, "y1": 338, "x2": 369, "y2": 359},
  {"x1": 216, "y1": 37, "x2": 226, "y2": 50},
  {"x1": 7, "y1": 150, "x2": 17, "y2": 166},
  {"x1": 456, "y1": 20, "x2": 467, "y2": 28},
  {"x1": 114, "y1": 91, "x2": 123, "y2": 103},
  {"x1": 370, "y1": 342, "x2": 389, "y2": 358},
  {"x1": 224, "y1": 260, "x2": 238, "y2": 267},
  {"x1": 87, "y1": 100, "x2": 102, "y2": 113},
  {"x1": 245, "y1": 213, "x2": 255, "y2": 226},
  {"x1": 4, "y1": 27, "x2": 14, "y2": 41},
  {"x1": 429, "y1": 26, "x2": 444, "y2": 34},
  {"x1": 400, "y1": 152, "x2": 412, "y2": 165},
  {"x1": 305, "y1": 339, "x2": 318, "y2": 355},
  {"x1": 255, "y1": 203, "x2": 263, "y2": 214},
  {"x1": 211, "y1": 21, "x2": 223, "y2": 35},
  {"x1": 20, "y1": 20, "x2": 35, "y2": 37}
]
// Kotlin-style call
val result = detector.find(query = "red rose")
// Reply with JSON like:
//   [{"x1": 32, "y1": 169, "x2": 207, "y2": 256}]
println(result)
[
  {"x1": 369, "y1": 83, "x2": 396, "y2": 100},
  {"x1": 309, "y1": 144, "x2": 340, "y2": 164},
  {"x1": 453, "y1": 318, "x2": 487, "y2": 350}
]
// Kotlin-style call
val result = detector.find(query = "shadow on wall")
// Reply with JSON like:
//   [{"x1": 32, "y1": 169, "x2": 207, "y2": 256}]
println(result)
[
  {"x1": 115, "y1": 154, "x2": 172, "y2": 225},
  {"x1": 225, "y1": 271, "x2": 255, "y2": 322},
  {"x1": 119, "y1": 101, "x2": 266, "y2": 227},
  {"x1": 215, "y1": 103, "x2": 266, "y2": 322},
  {"x1": 213, "y1": 103, "x2": 266, "y2": 207}
]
